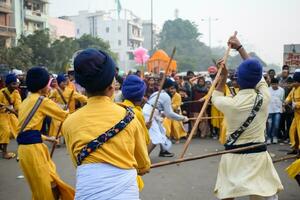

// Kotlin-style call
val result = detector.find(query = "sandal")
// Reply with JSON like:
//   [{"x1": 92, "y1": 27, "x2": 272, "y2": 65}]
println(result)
[{"x1": 3, "y1": 152, "x2": 16, "y2": 159}]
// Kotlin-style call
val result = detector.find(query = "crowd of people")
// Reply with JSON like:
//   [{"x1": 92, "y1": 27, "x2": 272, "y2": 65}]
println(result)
[{"x1": 0, "y1": 34, "x2": 299, "y2": 200}]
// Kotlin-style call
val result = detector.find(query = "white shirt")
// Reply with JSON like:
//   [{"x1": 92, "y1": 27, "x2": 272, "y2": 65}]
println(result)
[{"x1": 268, "y1": 86, "x2": 285, "y2": 114}]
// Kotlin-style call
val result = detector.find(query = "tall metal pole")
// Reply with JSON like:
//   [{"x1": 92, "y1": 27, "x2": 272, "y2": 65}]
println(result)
[
  {"x1": 208, "y1": 16, "x2": 211, "y2": 49},
  {"x1": 151, "y1": 0, "x2": 153, "y2": 52},
  {"x1": 201, "y1": 17, "x2": 218, "y2": 49}
]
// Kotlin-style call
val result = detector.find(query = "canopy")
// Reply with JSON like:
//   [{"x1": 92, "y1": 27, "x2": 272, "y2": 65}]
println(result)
[{"x1": 147, "y1": 49, "x2": 177, "y2": 74}]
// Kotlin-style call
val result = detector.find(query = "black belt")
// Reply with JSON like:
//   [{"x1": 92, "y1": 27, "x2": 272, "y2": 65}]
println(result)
[
  {"x1": 17, "y1": 130, "x2": 42, "y2": 145},
  {"x1": 224, "y1": 142, "x2": 267, "y2": 154}
]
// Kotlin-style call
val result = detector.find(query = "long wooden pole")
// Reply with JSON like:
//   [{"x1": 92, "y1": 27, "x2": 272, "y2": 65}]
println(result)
[
  {"x1": 148, "y1": 47, "x2": 176, "y2": 123},
  {"x1": 272, "y1": 154, "x2": 299, "y2": 163},
  {"x1": 151, "y1": 145, "x2": 298, "y2": 169},
  {"x1": 179, "y1": 31, "x2": 237, "y2": 159},
  {"x1": 188, "y1": 116, "x2": 223, "y2": 120},
  {"x1": 151, "y1": 143, "x2": 264, "y2": 168}
]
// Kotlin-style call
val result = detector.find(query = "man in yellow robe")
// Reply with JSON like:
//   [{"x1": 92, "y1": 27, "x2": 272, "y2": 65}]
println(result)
[
  {"x1": 284, "y1": 69, "x2": 300, "y2": 154},
  {"x1": 164, "y1": 88, "x2": 187, "y2": 143},
  {"x1": 0, "y1": 74, "x2": 21, "y2": 159},
  {"x1": 17, "y1": 67, "x2": 74, "y2": 200},
  {"x1": 48, "y1": 74, "x2": 87, "y2": 138},
  {"x1": 120, "y1": 74, "x2": 151, "y2": 191},
  {"x1": 62, "y1": 48, "x2": 150, "y2": 199}
]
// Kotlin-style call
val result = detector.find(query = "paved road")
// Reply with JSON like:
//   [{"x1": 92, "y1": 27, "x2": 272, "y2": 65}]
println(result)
[{"x1": 0, "y1": 138, "x2": 299, "y2": 200}]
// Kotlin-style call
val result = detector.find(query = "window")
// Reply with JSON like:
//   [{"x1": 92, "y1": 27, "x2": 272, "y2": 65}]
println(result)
[
  {"x1": 118, "y1": 26, "x2": 121, "y2": 32},
  {"x1": 118, "y1": 40, "x2": 121, "y2": 46},
  {"x1": 106, "y1": 27, "x2": 109, "y2": 33},
  {"x1": 77, "y1": 28, "x2": 80, "y2": 35},
  {"x1": 128, "y1": 52, "x2": 134, "y2": 60}
]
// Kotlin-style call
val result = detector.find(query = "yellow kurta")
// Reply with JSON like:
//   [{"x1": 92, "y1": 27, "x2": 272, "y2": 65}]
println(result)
[
  {"x1": 62, "y1": 96, "x2": 151, "y2": 172},
  {"x1": 49, "y1": 87, "x2": 87, "y2": 113},
  {"x1": 17, "y1": 93, "x2": 74, "y2": 200},
  {"x1": 120, "y1": 99, "x2": 151, "y2": 191},
  {"x1": 212, "y1": 79, "x2": 283, "y2": 199},
  {"x1": 285, "y1": 86, "x2": 300, "y2": 149},
  {"x1": 48, "y1": 87, "x2": 87, "y2": 137},
  {"x1": 0, "y1": 88, "x2": 21, "y2": 143},
  {"x1": 163, "y1": 92, "x2": 187, "y2": 140},
  {"x1": 286, "y1": 158, "x2": 300, "y2": 179}
]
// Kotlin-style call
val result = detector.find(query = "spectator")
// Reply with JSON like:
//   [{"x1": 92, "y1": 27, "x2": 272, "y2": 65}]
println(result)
[
  {"x1": 268, "y1": 69, "x2": 276, "y2": 79},
  {"x1": 115, "y1": 67, "x2": 124, "y2": 86},
  {"x1": 267, "y1": 78, "x2": 285, "y2": 144},
  {"x1": 280, "y1": 77, "x2": 294, "y2": 142},
  {"x1": 145, "y1": 77, "x2": 158, "y2": 98},
  {"x1": 183, "y1": 76, "x2": 192, "y2": 97},
  {"x1": 279, "y1": 69, "x2": 290, "y2": 87},
  {"x1": 191, "y1": 76, "x2": 209, "y2": 137}
]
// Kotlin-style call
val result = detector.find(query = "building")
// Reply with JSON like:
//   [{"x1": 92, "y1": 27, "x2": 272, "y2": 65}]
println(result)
[
  {"x1": 49, "y1": 17, "x2": 75, "y2": 39},
  {"x1": 0, "y1": 0, "x2": 16, "y2": 47},
  {"x1": 142, "y1": 20, "x2": 160, "y2": 51},
  {"x1": 23, "y1": 0, "x2": 49, "y2": 35},
  {"x1": 66, "y1": 9, "x2": 144, "y2": 71}
]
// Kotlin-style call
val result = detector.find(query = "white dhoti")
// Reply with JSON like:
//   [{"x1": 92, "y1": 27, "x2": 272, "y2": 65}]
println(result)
[
  {"x1": 75, "y1": 163, "x2": 138, "y2": 200},
  {"x1": 143, "y1": 103, "x2": 172, "y2": 151}
]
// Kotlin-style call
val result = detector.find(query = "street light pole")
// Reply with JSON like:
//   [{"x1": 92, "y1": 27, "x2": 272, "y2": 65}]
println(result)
[
  {"x1": 201, "y1": 17, "x2": 218, "y2": 49},
  {"x1": 151, "y1": 0, "x2": 153, "y2": 52}
]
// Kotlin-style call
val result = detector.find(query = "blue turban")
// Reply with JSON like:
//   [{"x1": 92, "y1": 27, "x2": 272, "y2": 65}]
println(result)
[
  {"x1": 163, "y1": 78, "x2": 175, "y2": 89},
  {"x1": 293, "y1": 70, "x2": 300, "y2": 82},
  {"x1": 57, "y1": 74, "x2": 67, "y2": 85},
  {"x1": 26, "y1": 67, "x2": 49, "y2": 92},
  {"x1": 237, "y1": 58, "x2": 262, "y2": 89},
  {"x1": 5, "y1": 74, "x2": 17, "y2": 85},
  {"x1": 122, "y1": 75, "x2": 146, "y2": 102},
  {"x1": 74, "y1": 48, "x2": 116, "y2": 93}
]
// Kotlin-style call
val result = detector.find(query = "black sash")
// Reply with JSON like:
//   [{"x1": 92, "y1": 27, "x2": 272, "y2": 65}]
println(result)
[
  {"x1": 76, "y1": 106, "x2": 135, "y2": 166},
  {"x1": 225, "y1": 92, "x2": 264, "y2": 147},
  {"x1": 2, "y1": 90, "x2": 13, "y2": 105}
]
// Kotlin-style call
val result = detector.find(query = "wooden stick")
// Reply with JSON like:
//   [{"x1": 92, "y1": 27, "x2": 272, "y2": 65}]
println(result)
[
  {"x1": 272, "y1": 154, "x2": 299, "y2": 164},
  {"x1": 0, "y1": 103, "x2": 18, "y2": 117},
  {"x1": 151, "y1": 143, "x2": 264, "y2": 168},
  {"x1": 179, "y1": 31, "x2": 237, "y2": 159},
  {"x1": 188, "y1": 116, "x2": 223, "y2": 120},
  {"x1": 148, "y1": 47, "x2": 176, "y2": 123}
]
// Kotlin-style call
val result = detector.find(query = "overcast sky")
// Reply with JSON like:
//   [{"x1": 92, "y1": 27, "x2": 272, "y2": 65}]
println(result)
[{"x1": 49, "y1": 0, "x2": 300, "y2": 66}]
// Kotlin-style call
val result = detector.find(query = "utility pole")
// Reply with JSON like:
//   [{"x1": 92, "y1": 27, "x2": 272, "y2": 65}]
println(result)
[
  {"x1": 151, "y1": 0, "x2": 153, "y2": 52},
  {"x1": 201, "y1": 17, "x2": 218, "y2": 49}
]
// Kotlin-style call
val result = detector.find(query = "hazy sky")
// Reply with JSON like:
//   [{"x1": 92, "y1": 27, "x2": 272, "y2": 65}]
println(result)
[{"x1": 49, "y1": 0, "x2": 300, "y2": 66}]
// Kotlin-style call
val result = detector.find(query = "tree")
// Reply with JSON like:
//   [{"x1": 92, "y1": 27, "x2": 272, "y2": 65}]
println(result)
[
  {"x1": 50, "y1": 36, "x2": 79, "y2": 72},
  {"x1": 18, "y1": 29, "x2": 53, "y2": 67},
  {"x1": 75, "y1": 34, "x2": 118, "y2": 61},
  {"x1": 158, "y1": 18, "x2": 213, "y2": 71}
]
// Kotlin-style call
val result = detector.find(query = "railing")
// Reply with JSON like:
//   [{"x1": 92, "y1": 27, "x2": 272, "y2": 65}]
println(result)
[{"x1": 0, "y1": 25, "x2": 16, "y2": 36}]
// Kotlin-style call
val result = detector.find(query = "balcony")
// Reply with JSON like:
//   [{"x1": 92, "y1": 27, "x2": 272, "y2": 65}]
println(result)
[
  {"x1": 25, "y1": 9, "x2": 48, "y2": 23},
  {"x1": 0, "y1": 25, "x2": 16, "y2": 37},
  {"x1": 129, "y1": 32, "x2": 144, "y2": 42},
  {"x1": 0, "y1": 1, "x2": 12, "y2": 13}
]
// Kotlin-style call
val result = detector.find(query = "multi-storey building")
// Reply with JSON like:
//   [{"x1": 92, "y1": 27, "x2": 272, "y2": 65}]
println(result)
[
  {"x1": 142, "y1": 20, "x2": 159, "y2": 51},
  {"x1": 23, "y1": 0, "x2": 48, "y2": 35},
  {"x1": 0, "y1": 0, "x2": 16, "y2": 47},
  {"x1": 67, "y1": 9, "x2": 144, "y2": 71}
]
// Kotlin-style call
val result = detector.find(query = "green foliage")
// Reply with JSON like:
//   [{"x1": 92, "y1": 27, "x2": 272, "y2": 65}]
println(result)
[
  {"x1": 158, "y1": 18, "x2": 267, "y2": 72},
  {"x1": 0, "y1": 30, "x2": 118, "y2": 73},
  {"x1": 75, "y1": 34, "x2": 118, "y2": 61}
]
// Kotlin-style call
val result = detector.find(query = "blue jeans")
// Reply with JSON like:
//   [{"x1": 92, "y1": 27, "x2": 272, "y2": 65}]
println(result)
[{"x1": 267, "y1": 113, "x2": 281, "y2": 140}]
